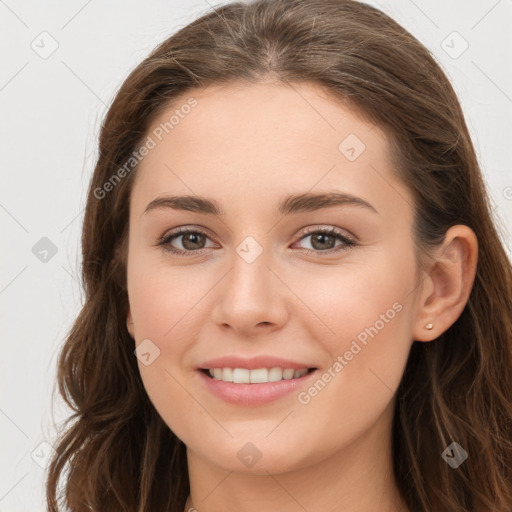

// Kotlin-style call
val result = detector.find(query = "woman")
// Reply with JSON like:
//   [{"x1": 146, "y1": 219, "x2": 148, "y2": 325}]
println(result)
[{"x1": 45, "y1": 0, "x2": 512, "y2": 510}]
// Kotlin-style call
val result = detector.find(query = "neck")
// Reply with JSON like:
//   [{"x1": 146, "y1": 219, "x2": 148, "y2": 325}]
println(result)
[{"x1": 184, "y1": 404, "x2": 409, "y2": 512}]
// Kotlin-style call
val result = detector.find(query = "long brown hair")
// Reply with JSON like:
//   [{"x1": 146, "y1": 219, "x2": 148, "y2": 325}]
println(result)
[{"x1": 45, "y1": 0, "x2": 512, "y2": 510}]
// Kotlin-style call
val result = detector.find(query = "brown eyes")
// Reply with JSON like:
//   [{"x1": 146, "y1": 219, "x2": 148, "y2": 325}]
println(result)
[{"x1": 157, "y1": 226, "x2": 357, "y2": 257}]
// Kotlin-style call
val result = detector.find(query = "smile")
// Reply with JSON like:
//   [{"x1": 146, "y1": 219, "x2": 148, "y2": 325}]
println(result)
[
  {"x1": 197, "y1": 367, "x2": 319, "y2": 406},
  {"x1": 204, "y1": 367, "x2": 314, "y2": 383}
]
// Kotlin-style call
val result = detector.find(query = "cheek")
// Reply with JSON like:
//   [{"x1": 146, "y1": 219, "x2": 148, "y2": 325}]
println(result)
[
  {"x1": 127, "y1": 250, "x2": 205, "y2": 343},
  {"x1": 297, "y1": 253, "x2": 415, "y2": 395},
  {"x1": 295, "y1": 253, "x2": 414, "y2": 340},
  {"x1": 127, "y1": 261, "x2": 206, "y2": 442},
  {"x1": 289, "y1": 265, "x2": 414, "y2": 448}
]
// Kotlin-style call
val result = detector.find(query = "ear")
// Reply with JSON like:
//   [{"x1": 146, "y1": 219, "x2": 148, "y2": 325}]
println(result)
[
  {"x1": 126, "y1": 307, "x2": 135, "y2": 339},
  {"x1": 413, "y1": 225, "x2": 478, "y2": 342}
]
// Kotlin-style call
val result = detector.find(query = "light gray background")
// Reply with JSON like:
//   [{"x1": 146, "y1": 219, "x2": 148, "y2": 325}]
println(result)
[{"x1": 1, "y1": 0, "x2": 511, "y2": 510}]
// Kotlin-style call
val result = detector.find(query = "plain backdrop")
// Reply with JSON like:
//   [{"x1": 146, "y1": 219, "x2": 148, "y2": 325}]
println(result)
[{"x1": 1, "y1": 0, "x2": 511, "y2": 510}]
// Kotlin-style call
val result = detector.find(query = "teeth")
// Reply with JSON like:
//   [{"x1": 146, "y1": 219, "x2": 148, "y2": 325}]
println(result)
[
  {"x1": 233, "y1": 368, "x2": 250, "y2": 384},
  {"x1": 222, "y1": 368, "x2": 234, "y2": 382},
  {"x1": 269, "y1": 367, "x2": 283, "y2": 382},
  {"x1": 283, "y1": 369, "x2": 295, "y2": 379},
  {"x1": 250, "y1": 368, "x2": 268, "y2": 383},
  {"x1": 207, "y1": 367, "x2": 310, "y2": 383}
]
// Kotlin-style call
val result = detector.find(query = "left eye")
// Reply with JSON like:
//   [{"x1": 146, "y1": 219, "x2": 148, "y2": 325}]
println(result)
[
  {"x1": 157, "y1": 227, "x2": 356, "y2": 256},
  {"x1": 295, "y1": 227, "x2": 356, "y2": 254}
]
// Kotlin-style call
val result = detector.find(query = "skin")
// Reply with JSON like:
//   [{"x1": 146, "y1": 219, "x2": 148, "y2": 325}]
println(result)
[{"x1": 125, "y1": 81, "x2": 478, "y2": 512}]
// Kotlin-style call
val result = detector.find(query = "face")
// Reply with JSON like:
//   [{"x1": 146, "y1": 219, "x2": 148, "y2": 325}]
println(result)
[{"x1": 125, "y1": 81, "x2": 421, "y2": 474}]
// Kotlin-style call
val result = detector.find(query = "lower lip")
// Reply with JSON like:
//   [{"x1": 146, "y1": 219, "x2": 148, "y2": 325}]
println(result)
[{"x1": 197, "y1": 369, "x2": 318, "y2": 406}]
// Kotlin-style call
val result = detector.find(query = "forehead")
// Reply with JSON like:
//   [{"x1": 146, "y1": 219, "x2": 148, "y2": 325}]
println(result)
[
  {"x1": 148, "y1": 80, "x2": 379, "y2": 148},
  {"x1": 130, "y1": 81, "x2": 410, "y2": 223}
]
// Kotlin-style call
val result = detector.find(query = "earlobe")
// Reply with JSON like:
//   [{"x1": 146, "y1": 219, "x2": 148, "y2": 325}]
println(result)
[{"x1": 413, "y1": 225, "x2": 478, "y2": 342}]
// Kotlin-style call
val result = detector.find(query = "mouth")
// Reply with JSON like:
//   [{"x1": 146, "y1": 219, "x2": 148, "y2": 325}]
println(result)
[
  {"x1": 199, "y1": 367, "x2": 317, "y2": 383},
  {"x1": 197, "y1": 366, "x2": 319, "y2": 406}
]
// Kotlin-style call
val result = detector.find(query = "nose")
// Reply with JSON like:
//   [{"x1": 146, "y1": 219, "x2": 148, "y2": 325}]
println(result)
[{"x1": 210, "y1": 245, "x2": 289, "y2": 337}]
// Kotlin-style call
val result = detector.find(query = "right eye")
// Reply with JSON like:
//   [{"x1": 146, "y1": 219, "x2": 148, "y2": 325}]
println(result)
[{"x1": 158, "y1": 228, "x2": 217, "y2": 256}]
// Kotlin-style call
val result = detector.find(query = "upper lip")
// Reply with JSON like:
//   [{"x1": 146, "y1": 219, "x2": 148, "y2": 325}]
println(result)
[{"x1": 198, "y1": 356, "x2": 317, "y2": 370}]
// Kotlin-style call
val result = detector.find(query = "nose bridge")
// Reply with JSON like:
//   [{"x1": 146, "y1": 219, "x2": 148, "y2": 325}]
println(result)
[
  {"x1": 211, "y1": 232, "x2": 286, "y2": 331},
  {"x1": 229, "y1": 234, "x2": 273, "y2": 303}
]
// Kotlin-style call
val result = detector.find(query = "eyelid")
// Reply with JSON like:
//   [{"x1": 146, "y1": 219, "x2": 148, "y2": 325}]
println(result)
[
  {"x1": 157, "y1": 224, "x2": 356, "y2": 243},
  {"x1": 157, "y1": 224, "x2": 216, "y2": 243},
  {"x1": 155, "y1": 226, "x2": 218, "y2": 253},
  {"x1": 156, "y1": 224, "x2": 358, "y2": 256},
  {"x1": 298, "y1": 225, "x2": 357, "y2": 243}
]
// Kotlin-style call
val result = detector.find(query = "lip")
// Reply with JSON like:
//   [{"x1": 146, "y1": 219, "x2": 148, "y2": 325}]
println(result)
[
  {"x1": 198, "y1": 355, "x2": 315, "y2": 371},
  {"x1": 196, "y1": 367, "x2": 319, "y2": 406}
]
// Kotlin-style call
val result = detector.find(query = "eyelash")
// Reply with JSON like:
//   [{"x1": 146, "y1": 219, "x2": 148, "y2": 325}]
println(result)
[{"x1": 156, "y1": 226, "x2": 357, "y2": 257}]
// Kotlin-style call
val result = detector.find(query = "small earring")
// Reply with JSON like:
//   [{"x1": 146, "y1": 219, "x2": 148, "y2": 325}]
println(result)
[{"x1": 425, "y1": 323, "x2": 434, "y2": 330}]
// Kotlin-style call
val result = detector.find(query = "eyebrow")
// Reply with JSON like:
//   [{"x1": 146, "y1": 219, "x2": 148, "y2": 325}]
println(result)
[{"x1": 143, "y1": 191, "x2": 378, "y2": 217}]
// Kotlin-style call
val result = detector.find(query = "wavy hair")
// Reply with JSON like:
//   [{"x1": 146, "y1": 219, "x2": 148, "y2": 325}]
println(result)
[{"x1": 45, "y1": 0, "x2": 512, "y2": 510}]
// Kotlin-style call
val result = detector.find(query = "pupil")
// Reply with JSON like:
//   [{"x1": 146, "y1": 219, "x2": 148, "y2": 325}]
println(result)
[
  {"x1": 184, "y1": 233, "x2": 204, "y2": 250},
  {"x1": 313, "y1": 233, "x2": 334, "y2": 250}
]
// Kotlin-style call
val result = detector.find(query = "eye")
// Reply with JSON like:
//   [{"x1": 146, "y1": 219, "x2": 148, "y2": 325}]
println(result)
[
  {"x1": 294, "y1": 226, "x2": 357, "y2": 255},
  {"x1": 156, "y1": 225, "x2": 357, "y2": 256},
  {"x1": 157, "y1": 228, "x2": 216, "y2": 256}
]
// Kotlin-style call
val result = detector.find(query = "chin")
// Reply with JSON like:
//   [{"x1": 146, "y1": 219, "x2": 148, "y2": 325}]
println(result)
[{"x1": 192, "y1": 436, "x2": 319, "y2": 475}]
